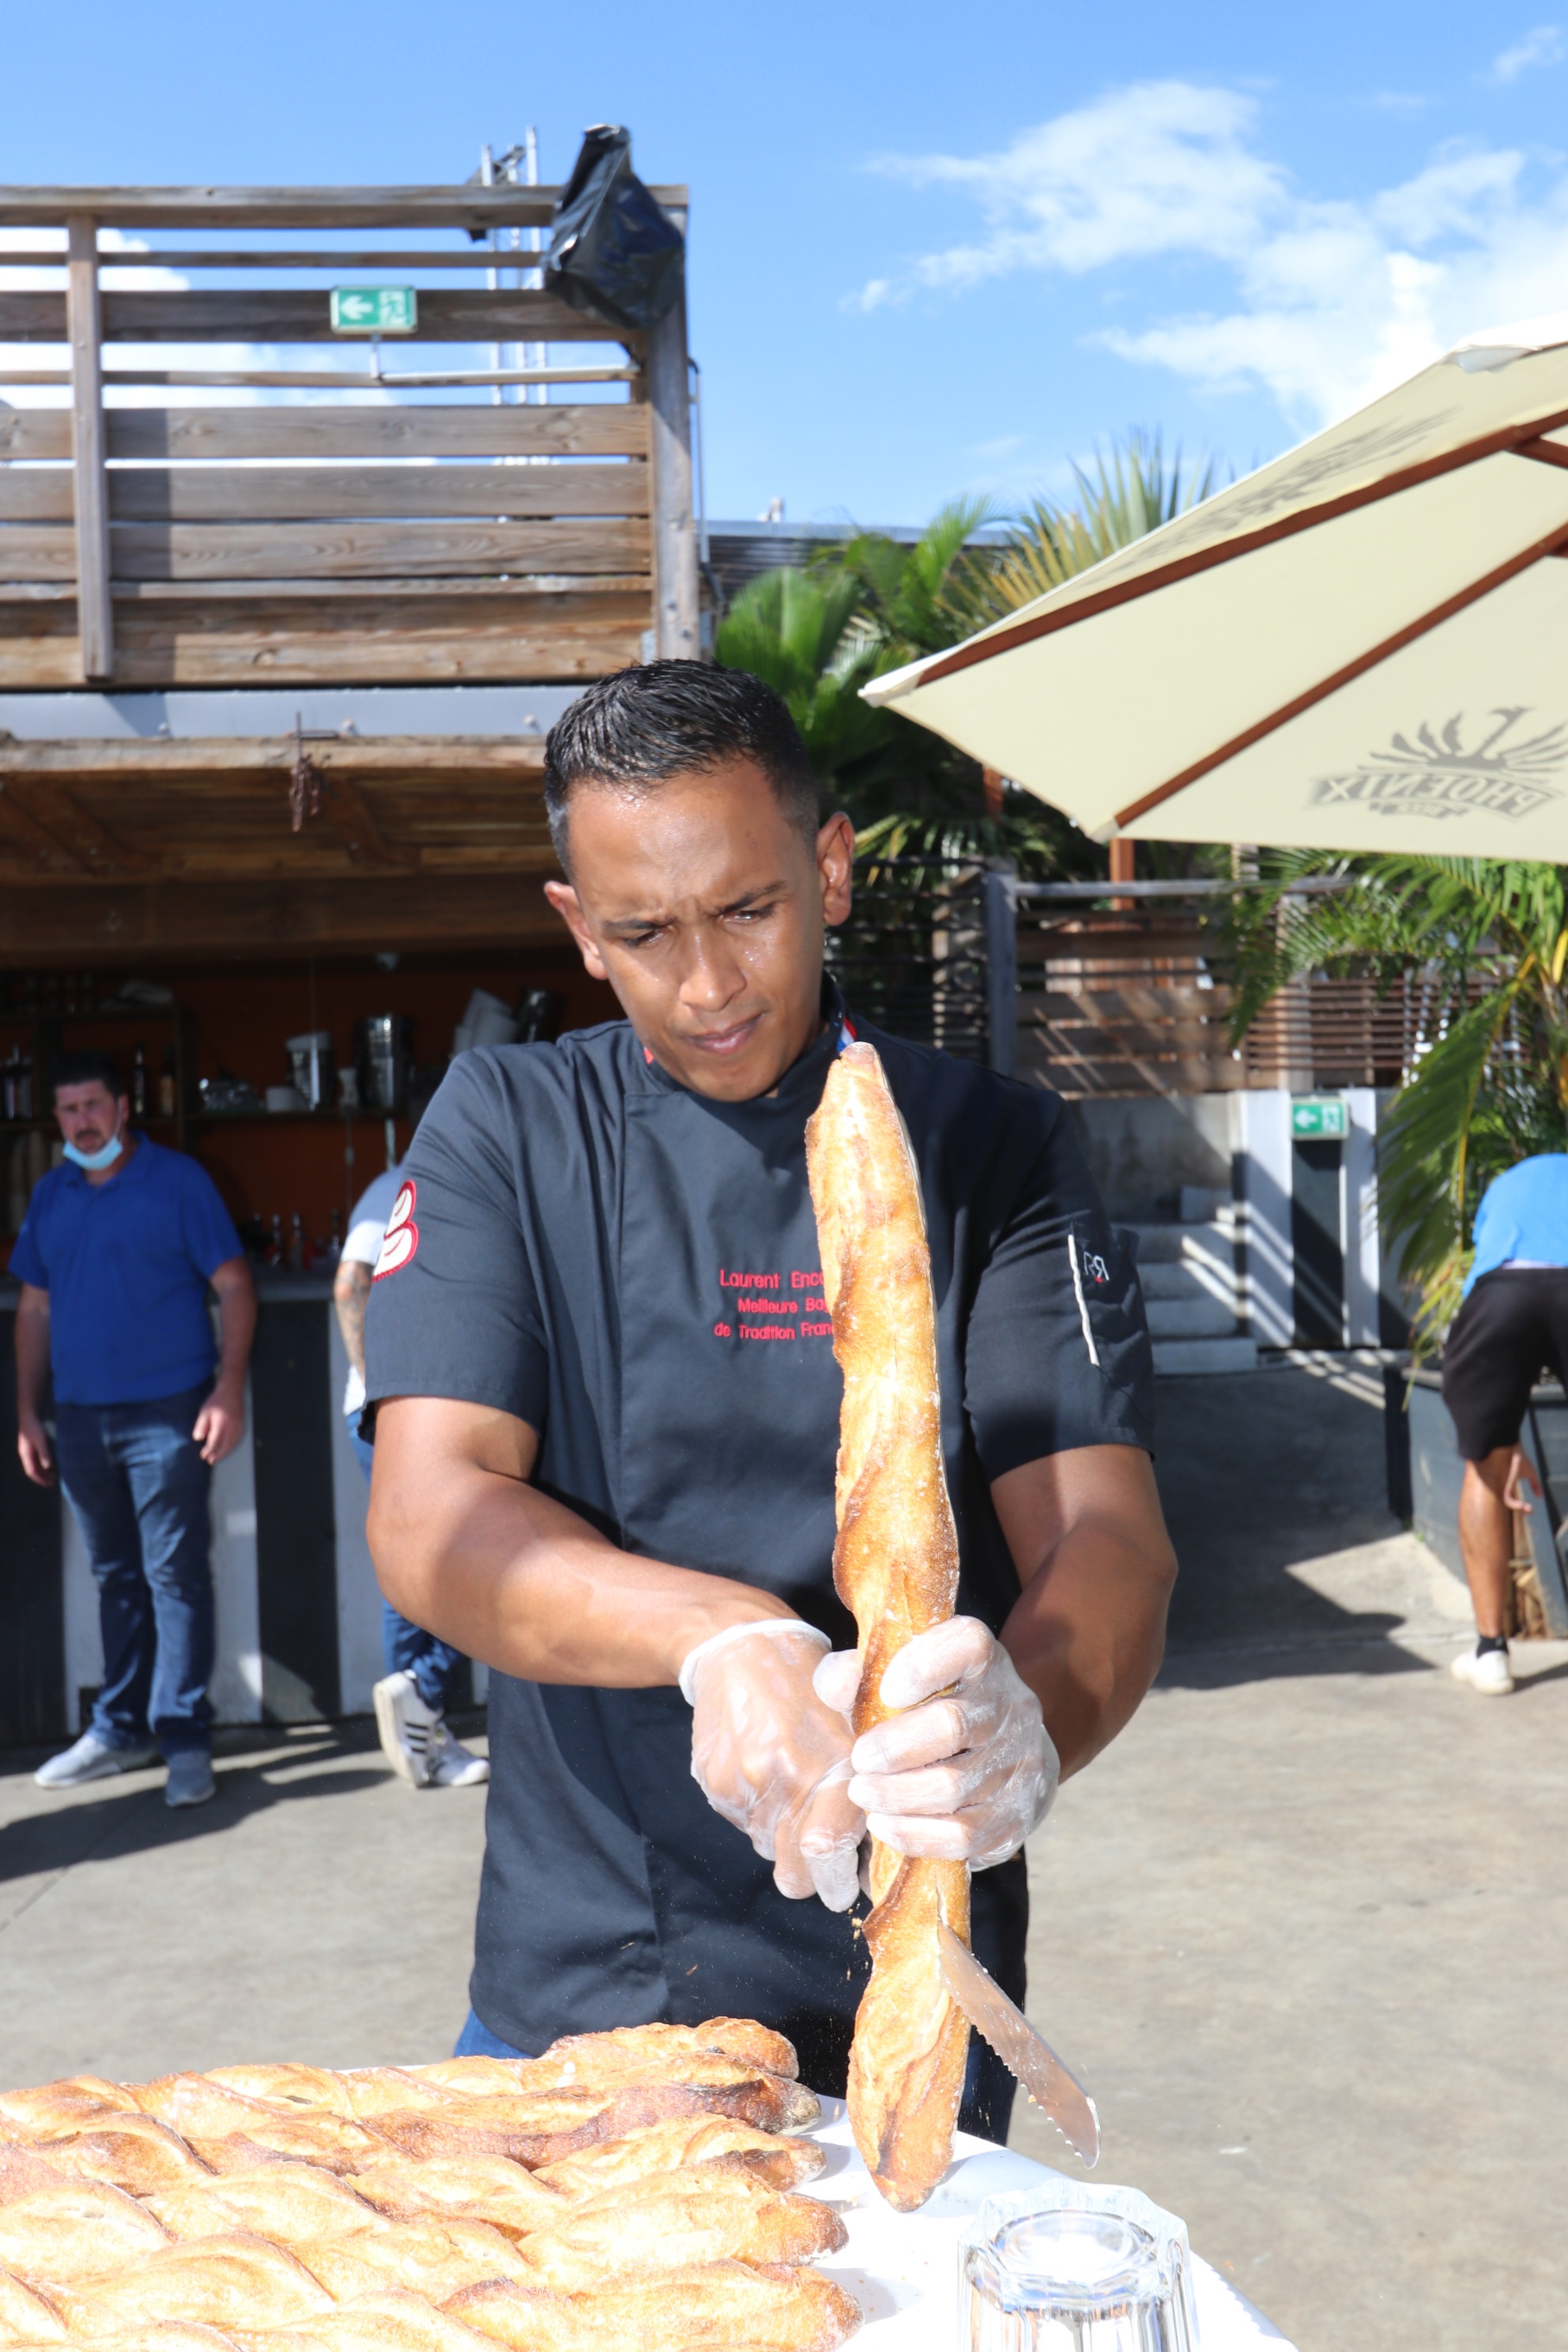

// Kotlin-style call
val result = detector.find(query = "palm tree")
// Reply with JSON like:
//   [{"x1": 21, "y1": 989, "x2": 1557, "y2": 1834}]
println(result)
[
  {"x1": 1226, "y1": 853, "x2": 1568, "y2": 1351},
  {"x1": 989, "y1": 430, "x2": 1219, "y2": 609},
  {"x1": 716, "y1": 435, "x2": 1223, "y2": 879}
]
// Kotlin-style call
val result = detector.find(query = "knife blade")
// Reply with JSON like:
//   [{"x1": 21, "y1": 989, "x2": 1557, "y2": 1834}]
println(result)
[{"x1": 936, "y1": 1921, "x2": 1100, "y2": 2168}]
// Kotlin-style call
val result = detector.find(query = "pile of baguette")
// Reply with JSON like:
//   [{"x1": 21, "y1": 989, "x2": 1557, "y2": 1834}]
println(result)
[{"x1": 0, "y1": 2022, "x2": 861, "y2": 2352}]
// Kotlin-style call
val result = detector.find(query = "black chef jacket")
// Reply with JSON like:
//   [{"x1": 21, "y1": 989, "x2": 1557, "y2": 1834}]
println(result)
[{"x1": 364, "y1": 993, "x2": 1155, "y2": 2091}]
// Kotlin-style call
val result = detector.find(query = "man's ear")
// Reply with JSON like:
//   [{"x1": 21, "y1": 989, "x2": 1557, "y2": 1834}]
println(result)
[
  {"x1": 544, "y1": 880, "x2": 609, "y2": 982},
  {"x1": 816, "y1": 813, "x2": 855, "y2": 928}
]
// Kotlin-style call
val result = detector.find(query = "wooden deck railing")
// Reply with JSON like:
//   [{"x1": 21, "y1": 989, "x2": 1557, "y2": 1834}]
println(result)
[{"x1": 0, "y1": 183, "x2": 695, "y2": 690}]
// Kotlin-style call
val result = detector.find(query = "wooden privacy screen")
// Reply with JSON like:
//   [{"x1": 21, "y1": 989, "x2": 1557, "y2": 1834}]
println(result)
[
  {"x1": 0, "y1": 183, "x2": 696, "y2": 689},
  {"x1": 1016, "y1": 910, "x2": 1415, "y2": 1098}
]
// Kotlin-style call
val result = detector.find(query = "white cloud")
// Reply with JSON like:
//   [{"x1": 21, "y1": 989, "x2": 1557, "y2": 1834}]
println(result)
[
  {"x1": 852, "y1": 83, "x2": 1283, "y2": 310},
  {"x1": 853, "y1": 83, "x2": 1568, "y2": 430},
  {"x1": 1491, "y1": 24, "x2": 1563, "y2": 81}
]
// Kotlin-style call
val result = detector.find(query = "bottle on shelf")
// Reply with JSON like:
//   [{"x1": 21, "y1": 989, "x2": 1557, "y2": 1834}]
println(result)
[
  {"x1": 2, "y1": 1048, "x2": 18, "y2": 1122},
  {"x1": 326, "y1": 1208, "x2": 343, "y2": 1267},
  {"x1": 266, "y1": 1213, "x2": 284, "y2": 1268},
  {"x1": 288, "y1": 1212, "x2": 305, "y2": 1272},
  {"x1": 131, "y1": 1043, "x2": 148, "y2": 1118},
  {"x1": 158, "y1": 1044, "x2": 176, "y2": 1120},
  {"x1": 15, "y1": 1050, "x2": 31, "y2": 1121}
]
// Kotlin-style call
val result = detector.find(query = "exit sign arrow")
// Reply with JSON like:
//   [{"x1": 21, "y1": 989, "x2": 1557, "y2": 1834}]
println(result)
[{"x1": 330, "y1": 287, "x2": 418, "y2": 334}]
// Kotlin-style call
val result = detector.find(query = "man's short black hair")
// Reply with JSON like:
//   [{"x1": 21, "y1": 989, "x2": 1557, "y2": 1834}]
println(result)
[
  {"x1": 48, "y1": 1050, "x2": 126, "y2": 1103},
  {"x1": 543, "y1": 662, "x2": 820, "y2": 871}
]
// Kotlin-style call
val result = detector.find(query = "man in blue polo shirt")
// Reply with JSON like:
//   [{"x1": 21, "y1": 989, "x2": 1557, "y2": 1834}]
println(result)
[{"x1": 13, "y1": 1050, "x2": 256, "y2": 1805}]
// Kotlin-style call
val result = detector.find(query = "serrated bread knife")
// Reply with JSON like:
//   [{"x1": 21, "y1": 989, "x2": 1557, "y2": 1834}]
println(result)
[{"x1": 937, "y1": 1921, "x2": 1100, "y2": 2168}]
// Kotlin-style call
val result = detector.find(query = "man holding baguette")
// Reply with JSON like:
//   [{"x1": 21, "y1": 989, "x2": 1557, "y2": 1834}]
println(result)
[{"x1": 364, "y1": 662, "x2": 1174, "y2": 2132}]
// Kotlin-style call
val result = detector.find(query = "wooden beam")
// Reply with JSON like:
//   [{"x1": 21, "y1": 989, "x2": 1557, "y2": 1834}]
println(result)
[
  {"x1": 0, "y1": 288, "x2": 633, "y2": 345},
  {"x1": 0, "y1": 734, "x2": 547, "y2": 782},
  {"x1": 316, "y1": 771, "x2": 416, "y2": 869},
  {"x1": 2, "y1": 776, "x2": 149, "y2": 874},
  {"x1": 0, "y1": 872, "x2": 571, "y2": 959},
  {"x1": 0, "y1": 783, "x2": 89, "y2": 873},
  {"x1": 66, "y1": 215, "x2": 111, "y2": 682},
  {"x1": 645, "y1": 278, "x2": 699, "y2": 660},
  {"x1": 0, "y1": 402, "x2": 650, "y2": 462},
  {"x1": 0, "y1": 185, "x2": 688, "y2": 232}
]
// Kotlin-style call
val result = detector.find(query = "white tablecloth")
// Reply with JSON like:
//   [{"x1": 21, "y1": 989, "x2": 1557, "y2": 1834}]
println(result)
[{"x1": 806, "y1": 2100, "x2": 1296, "y2": 2350}]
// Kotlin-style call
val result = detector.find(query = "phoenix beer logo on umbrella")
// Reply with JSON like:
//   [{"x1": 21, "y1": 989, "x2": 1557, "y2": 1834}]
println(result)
[{"x1": 1308, "y1": 708, "x2": 1568, "y2": 823}]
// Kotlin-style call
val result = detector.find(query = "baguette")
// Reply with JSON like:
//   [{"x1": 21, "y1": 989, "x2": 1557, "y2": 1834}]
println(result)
[{"x1": 806, "y1": 1042, "x2": 970, "y2": 2211}]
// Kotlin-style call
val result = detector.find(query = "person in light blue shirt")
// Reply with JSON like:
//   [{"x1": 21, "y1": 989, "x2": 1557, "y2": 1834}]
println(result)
[
  {"x1": 13, "y1": 1050, "x2": 255, "y2": 1804},
  {"x1": 1440, "y1": 1152, "x2": 1568, "y2": 1695},
  {"x1": 331, "y1": 1072, "x2": 486, "y2": 1794}
]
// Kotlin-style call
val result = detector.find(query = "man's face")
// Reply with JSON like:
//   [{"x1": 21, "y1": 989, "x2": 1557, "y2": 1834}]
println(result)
[
  {"x1": 544, "y1": 759, "x2": 854, "y2": 1101},
  {"x1": 54, "y1": 1080, "x2": 126, "y2": 1157}
]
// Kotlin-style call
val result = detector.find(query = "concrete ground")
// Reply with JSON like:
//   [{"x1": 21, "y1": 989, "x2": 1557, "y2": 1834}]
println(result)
[{"x1": 1, "y1": 1353, "x2": 1562, "y2": 2351}]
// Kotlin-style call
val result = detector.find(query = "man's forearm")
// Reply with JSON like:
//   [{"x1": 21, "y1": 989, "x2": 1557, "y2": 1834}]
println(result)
[
  {"x1": 1000, "y1": 1529, "x2": 1171, "y2": 1778},
  {"x1": 369, "y1": 1396, "x2": 795, "y2": 1687},
  {"x1": 213, "y1": 1268, "x2": 257, "y2": 1390},
  {"x1": 15, "y1": 1302, "x2": 50, "y2": 1424},
  {"x1": 333, "y1": 1264, "x2": 371, "y2": 1379},
  {"x1": 992, "y1": 1447, "x2": 1175, "y2": 1781}
]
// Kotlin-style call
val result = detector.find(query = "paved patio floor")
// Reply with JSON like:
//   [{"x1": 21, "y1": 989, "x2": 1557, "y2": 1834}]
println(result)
[{"x1": 2, "y1": 1356, "x2": 1563, "y2": 2352}]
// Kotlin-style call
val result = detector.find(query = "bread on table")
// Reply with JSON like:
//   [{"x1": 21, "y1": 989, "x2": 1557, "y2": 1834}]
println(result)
[
  {"x1": 806, "y1": 1041, "x2": 971, "y2": 2213},
  {"x1": 0, "y1": 2023, "x2": 859, "y2": 2351}
]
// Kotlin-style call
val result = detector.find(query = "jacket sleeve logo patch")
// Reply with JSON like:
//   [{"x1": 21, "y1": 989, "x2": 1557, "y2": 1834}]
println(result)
[
  {"x1": 1082, "y1": 1249, "x2": 1110, "y2": 1285},
  {"x1": 373, "y1": 1181, "x2": 419, "y2": 1280}
]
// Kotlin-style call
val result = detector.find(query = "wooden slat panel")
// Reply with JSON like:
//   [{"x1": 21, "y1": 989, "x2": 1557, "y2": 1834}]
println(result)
[
  {"x1": 0, "y1": 470, "x2": 71, "y2": 522},
  {"x1": 0, "y1": 288, "x2": 623, "y2": 345},
  {"x1": 114, "y1": 462, "x2": 647, "y2": 522},
  {"x1": 0, "y1": 590, "x2": 649, "y2": 688},
  {"x1": 1, "y1": 404, "x2": 649, "y2": 462},
  {"x1": 0, "y1": 517, "x2": 650, "y2": 582}
]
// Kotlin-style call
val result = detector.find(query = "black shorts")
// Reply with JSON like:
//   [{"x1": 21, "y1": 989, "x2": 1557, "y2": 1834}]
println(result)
[{"x1": 1440, "y1": 1268, "x2": 1568, "y2": 1461}]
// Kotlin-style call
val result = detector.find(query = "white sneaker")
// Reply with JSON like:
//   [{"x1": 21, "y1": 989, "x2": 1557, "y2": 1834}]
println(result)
[
  {"x1": 427, "y1": 1723, "x2": 489, "y2": 1788},
  {"x1": 164, "y1": 1751, "x2": 216, "y2": 1808},
  {"x1": 374, "y1": 1669, "x2": 437, "y2": 1787},
  {"x1": 1451, "y1": 1645, "x2": 1514, "y2": 1696},
  {"x1": 34, "y1": 1730, "x2": 159, "y2": 1788}
]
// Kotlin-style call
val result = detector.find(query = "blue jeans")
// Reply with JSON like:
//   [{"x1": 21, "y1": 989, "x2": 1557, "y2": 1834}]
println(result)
[
  {"x1": 455, "y1": 2008, "x2": 531, "y2": 2058},
  {"x1": 55, "y1": 1387, "x2": 214, "y2": 1758},
  {"x1": 351, "y1": 1424, "x2": 466, "y2": 1714}
]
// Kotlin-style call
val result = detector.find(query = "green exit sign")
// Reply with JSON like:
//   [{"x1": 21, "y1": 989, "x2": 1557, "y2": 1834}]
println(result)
[
  {"x1": 330, "y1": 286, "x2": 417, "y2": 334},
  {"x1": 1291, "y1": 1096, "x2": 1349, "y2": 1140}
]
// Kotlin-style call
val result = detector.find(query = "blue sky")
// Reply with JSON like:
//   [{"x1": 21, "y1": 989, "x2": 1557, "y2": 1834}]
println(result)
[{"x1": 8, "y1": 1, "x2": 1568, "y2": 526}]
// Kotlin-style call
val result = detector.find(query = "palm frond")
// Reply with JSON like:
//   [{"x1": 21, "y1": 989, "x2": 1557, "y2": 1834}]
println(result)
[{"x1": 989, "y1": 430, "x2": 1218, "y2": 610}]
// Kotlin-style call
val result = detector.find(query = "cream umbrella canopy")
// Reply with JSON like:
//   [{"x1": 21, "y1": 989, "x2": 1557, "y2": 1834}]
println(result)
[{"x1": 864, "y1": 321, "x2": 1568, "y2": 858}]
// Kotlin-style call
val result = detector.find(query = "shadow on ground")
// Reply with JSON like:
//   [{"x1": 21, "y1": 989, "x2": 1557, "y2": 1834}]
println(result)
[
  {"x1": 1153, "y1": 1361, "x2": 1424, "y2": 1686},
  {"x1": 0, "y1": 1723, "x2": 401, "y2": 1885}
]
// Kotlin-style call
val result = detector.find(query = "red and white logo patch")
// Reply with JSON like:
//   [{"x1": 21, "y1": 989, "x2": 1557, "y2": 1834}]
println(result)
[{"x1": 373, "y1": 1181, "x2": 419, "y2": 1280}]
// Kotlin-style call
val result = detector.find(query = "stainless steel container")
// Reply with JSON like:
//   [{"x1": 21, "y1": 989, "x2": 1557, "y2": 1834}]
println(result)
[{"x1": 355, "y1": 1014, "x2": 414, "y2": 1114}]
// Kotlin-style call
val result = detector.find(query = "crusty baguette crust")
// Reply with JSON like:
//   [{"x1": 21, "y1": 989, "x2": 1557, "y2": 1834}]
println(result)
[{"x1": 805, "y1": 1041, "x2": 971, "y2": 2211}]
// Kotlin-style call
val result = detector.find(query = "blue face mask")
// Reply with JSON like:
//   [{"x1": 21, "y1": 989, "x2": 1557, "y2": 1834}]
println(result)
[{"x1": 63, "y1": 1120, "x2": 125, "y2": 1172}]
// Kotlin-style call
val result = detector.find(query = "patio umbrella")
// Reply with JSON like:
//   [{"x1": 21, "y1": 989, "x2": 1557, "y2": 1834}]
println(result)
[{"x1": 864, "y1": 319, "x2": 1568, "y2": 858}]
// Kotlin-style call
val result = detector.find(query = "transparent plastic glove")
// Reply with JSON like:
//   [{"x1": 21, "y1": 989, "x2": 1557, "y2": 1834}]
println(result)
[
  {"x1": 682, "y1": 1620, "x2": 865, "y2": 1911},
  {"x1": 843, "y1": 1616, "x2": 1059, "y2": 1870}
]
